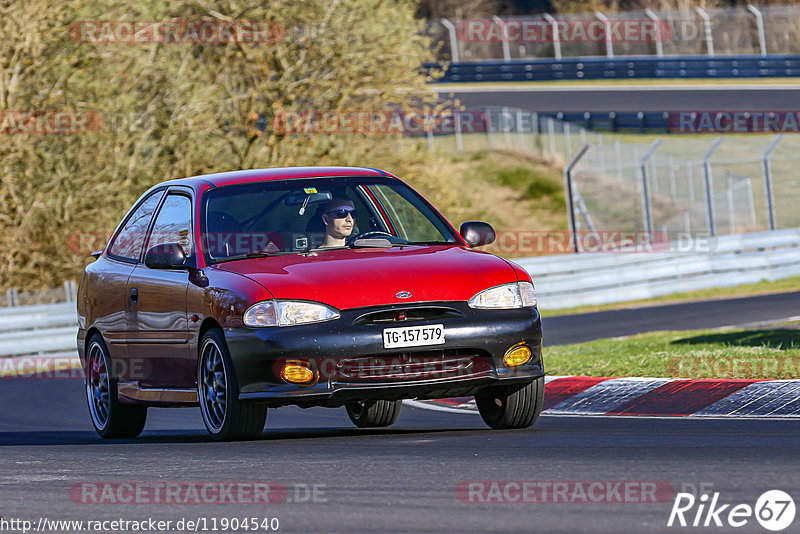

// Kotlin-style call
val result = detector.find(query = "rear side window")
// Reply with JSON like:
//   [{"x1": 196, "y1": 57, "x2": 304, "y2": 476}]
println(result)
[
  {"x1": 108, "y1": 190, "x2": 165, "y2": 262},
  {"x1": 147, "y1": 194, "x2": 193, "y2": 259}
]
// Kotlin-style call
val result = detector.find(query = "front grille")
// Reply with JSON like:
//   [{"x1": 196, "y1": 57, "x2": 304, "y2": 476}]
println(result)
[
  {"x1": 352, "y1": 306, "x2": 463, "y2": 325},
  {"x1": 335, "y1": 349, "x2": 491, "y2": 382}
]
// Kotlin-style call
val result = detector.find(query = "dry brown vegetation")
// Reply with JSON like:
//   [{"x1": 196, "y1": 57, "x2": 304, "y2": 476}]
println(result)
[{"x1": 0, "y1": 0, "x2": 565, "y2": 291}]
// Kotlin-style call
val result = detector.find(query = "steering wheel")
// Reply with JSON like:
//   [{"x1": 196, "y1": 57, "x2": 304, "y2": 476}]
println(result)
[{"x1": 346, "y1": 230, "x2": 404, "y2": 246}]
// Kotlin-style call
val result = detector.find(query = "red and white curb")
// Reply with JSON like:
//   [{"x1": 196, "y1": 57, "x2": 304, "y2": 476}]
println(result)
[{"x1": 406, "y1": 376, "x2": 800, "y2": 417}]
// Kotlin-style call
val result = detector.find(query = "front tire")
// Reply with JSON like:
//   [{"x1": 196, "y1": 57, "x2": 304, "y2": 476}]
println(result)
[
  {"x1": 345, "y1": 399, "x2": 402, "y2": 428},
  {"x1": 85, "y1": 334, "x2": 147, "y2": 439},
  {"x1": 198, "y1": 329, "x2": 267, "y2": 441},
  {"x1": 475, "y1": 377, "x2": 544, "y2": 430}
]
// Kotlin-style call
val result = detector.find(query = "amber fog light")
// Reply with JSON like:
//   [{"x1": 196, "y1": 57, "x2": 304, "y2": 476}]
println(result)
[
  {"x1": 503, "y1": 344, "x2": 531, "y2": 367},
  {"x1": 281, "y1": 362, "x2": 315, "y2": 384}
]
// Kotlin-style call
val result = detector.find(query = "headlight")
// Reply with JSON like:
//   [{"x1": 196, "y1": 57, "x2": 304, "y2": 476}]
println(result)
[
  {"x1": 243, "y1": 300, "x2": 340, "y2": 327},
  {"x1": 468, "y1": 282, "x2": 537, "y2": 309}
]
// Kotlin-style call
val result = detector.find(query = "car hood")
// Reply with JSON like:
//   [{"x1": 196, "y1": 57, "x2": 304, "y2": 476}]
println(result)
[{"x1": 214, "y1": 245, "x2": 519, "y2": 310}]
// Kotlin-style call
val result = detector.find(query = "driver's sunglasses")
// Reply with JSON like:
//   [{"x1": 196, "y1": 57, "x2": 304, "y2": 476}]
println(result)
[{"x1": 327, "y1": 208, "x2": 356, "y2": 219}]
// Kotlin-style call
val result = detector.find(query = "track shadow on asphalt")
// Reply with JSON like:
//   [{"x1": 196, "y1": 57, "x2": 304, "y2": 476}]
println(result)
[
  {"x1": 672, "y1": 329, "x2": 800, "y2": 350},
  {"x1": 0, "y1": 426, "x2": 495, "y2": 447}
]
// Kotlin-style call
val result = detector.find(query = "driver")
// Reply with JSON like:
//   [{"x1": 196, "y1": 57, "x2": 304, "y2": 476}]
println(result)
[{"x1": 319, "y1": 197, "x2": 356, "y2": 248}]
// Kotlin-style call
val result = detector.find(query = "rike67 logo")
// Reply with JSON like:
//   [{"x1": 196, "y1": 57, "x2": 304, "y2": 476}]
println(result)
[{"x1": 668, "y1": 490, "x2": 795, "y2": 531}]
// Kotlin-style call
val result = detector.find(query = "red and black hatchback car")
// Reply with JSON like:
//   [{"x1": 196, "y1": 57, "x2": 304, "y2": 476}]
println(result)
[{"x1": 77, "y1": 167, "x2": 544, "y2": 440}]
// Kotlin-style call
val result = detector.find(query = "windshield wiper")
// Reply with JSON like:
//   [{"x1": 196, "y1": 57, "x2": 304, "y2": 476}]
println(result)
[{"x1": 212, "y1": 250, "x2": 303, "y2": 264}]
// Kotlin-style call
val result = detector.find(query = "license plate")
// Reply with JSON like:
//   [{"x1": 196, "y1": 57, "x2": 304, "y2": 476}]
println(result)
[{"x1": 382, "y1": 324, "x2": 445, "y2": 349}]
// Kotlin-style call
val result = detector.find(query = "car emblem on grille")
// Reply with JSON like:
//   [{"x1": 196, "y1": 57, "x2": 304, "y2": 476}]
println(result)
[{"x1": 395, "y1": 291, "x2": 412, "y2": 299}]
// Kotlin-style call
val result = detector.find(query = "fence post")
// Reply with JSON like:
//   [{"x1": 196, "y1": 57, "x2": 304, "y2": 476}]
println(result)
[
  {"x1": 701, "y1": 137, "x2": 724, "y2": 235},
  {"x1": 440, "y1": 19, "x2": 460, "y2": 63},
  {"x1": 695, "y1": 7, "x2": 715, "y2": 57},
  {"x1": 501, "y1": 107, "x2": 512, "y2": 146},
  {"x1": 644, "y1": 9, "x2": 664, "y2": 57},
  {"x1": 564, "y1": 122, "x2": 573, "y2": 162},
  {"x1": 595, "y1": 11, "x2": 614, "y2": 58},
  {"x1": 726, "y1": 173, "x2": 736, "y2": 234},
  {"x1": 547, "y1": 117, "x2": 556, "y2": 156},
  {"x1": 543, "y1": 13, "x2": 562, "y2": 59},
  {"x1": 492, "y1": 16, "x2": 511, "y2": 62},
  {"x1": 455, "y1": 111, "x2": 464, "y2": 152},
  {"x1": 487, "y1": 110, "x2": 495, "y2": 149},
  {"x1": 6, "y1": 288, "x2": 18, "y2": 307},
  {"x1": 746, "y1": 5, "x2": 767, "y2": 57},
  {"x1": 516, "y1": 109, "x2": 525, "y2": 151},
  {"x1": 564, "y1": 144, "x2": 591, "y2": 254},
  {"x1": 640, "y1": 140, "x2": 663, "y2": 235},
  {"x1": 762, "y1": 134, "x2": 783, "y2": 230}
]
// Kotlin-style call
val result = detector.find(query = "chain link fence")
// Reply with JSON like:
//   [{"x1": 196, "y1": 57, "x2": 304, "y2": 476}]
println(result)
[
  {"x1": 430, "y1": 3, "x2": 800, "y2": 62},
  {"x1": 416, "y1": 108, "x2": 800, "y2": 248}
]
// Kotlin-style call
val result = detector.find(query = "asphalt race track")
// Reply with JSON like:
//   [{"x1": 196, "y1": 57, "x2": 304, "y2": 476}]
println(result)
[
  {"x1": 544, "y1": 291, "x2": 800, "y2": 345},
  {"x1": 2, "y1": 292, "x2": 799, "y2": 533},
  {"x1": 436, "y1": 84, "x2": 800, "y2": 113}
]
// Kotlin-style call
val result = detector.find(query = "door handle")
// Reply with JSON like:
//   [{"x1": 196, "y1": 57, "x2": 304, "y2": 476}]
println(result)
[{"x1": 129, "y1": 288, "x2": 138, "y2": 302}]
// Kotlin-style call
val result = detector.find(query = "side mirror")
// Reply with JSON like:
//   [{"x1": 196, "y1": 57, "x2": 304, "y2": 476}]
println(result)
[
  {"x1": 145, "y1": 243, "x2": 188, "y2": 269},
  {"x1": 460, "y1": 221, "x2": 496, "y2": 247}
]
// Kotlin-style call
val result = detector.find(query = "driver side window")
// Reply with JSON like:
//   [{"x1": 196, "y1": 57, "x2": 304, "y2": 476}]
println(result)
[{"x1": 147, "y1": 194, "x2": 193, "y2": 264}]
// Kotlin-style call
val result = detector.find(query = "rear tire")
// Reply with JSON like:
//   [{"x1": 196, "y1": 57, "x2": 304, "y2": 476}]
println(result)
[
  {"x1": 85, "y1": 334, "x2": 147, "y2": 439},
  {"x1": 198, "y1": 329, "x2": 267, "y2": 441},
  {"x1": 345, "y1": 399, "x2": 402, "y2": 428},
  {"x1": 475, "y1": 376, "x2": 544, "y2": 430}
]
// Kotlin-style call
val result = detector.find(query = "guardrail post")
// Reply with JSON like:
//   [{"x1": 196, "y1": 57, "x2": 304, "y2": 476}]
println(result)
[
  {"x1": 440, "y1": 19, "x2": 460, "y2": 63},
  {"x1": 644, "y1": 9, "x2": 664, "y2": 57},
  {"x1": 595, "y1": 11, "x2": 614, "y2": 58},
  {"x1": 64, "y1": 280, "x2": 77, "y2": 302},
  {"x1": 564, "y1": 144, "x2": 591, "y2": 253},
  {"x1": 701, "y1": 137, "x2": 724, "y2": 235},
  {"x1": 492, "y1": 16, "x2": 511, "y2": 62},
  {"x1": 6, "y1": 288, "x2": 18, "y2": 307},
  {"x1": 543, "y1": 13, "x2": 562, "y2": 59},
  {"x1": 640, "y1": 140, "x2": 663, "y2": 235},
  {"x1": 694, "y1": 7, "x2": 715, "y2": 57},
  {"x1": 746, "y1": 5, "x2": 767, "y2": 57},
  {"x1": 762, "y1": 134, "x2": 783, "y2": 230}
]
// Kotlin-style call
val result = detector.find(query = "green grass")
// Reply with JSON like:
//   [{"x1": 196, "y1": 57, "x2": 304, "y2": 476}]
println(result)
[
  {"x1": 539, "y1": 276, "x2": 800, "y2": 318},
  {"x1": 545, "y1": 324, "x2": 800, "y2": 379}
]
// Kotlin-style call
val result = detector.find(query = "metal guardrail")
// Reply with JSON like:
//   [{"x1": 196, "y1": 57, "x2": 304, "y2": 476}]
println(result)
[
  {"x1": 0, "y1": 229, "x2": 797, "y2": 359},
  {"x1": 427, "y1": 55, "x2": 800, "y2": 82},
  {"x1": 517, "y1": 228, "x2": 800, "y2": 309}
]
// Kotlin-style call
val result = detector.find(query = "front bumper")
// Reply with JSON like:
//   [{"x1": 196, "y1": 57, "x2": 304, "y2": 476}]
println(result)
[{"x1": 225, "y1": 302, "x2": 543, "y2": 408}]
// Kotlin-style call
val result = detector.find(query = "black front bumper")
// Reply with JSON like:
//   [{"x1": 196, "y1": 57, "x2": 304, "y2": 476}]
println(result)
[{"x1": 225, "y1": 302, "x2": 544, "y2": 408}]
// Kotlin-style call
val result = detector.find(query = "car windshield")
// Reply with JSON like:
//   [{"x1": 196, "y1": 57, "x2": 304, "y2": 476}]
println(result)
[{"x1": 202, "y1": 176, "x2": 459, "y2": 262}]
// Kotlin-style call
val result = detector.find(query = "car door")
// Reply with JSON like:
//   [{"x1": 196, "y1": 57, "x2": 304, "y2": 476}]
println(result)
[
  {"x1": 99, "y1": 189, "x2": 166, "y2": 376},
  {"x1": 126, "y1": 189, "x2": 194, "y2": 388}
]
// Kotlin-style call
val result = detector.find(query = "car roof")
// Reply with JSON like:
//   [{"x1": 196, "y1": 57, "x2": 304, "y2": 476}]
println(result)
[{"x1": 159, "y1": 166, "x2": 393, "y2": 189}]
